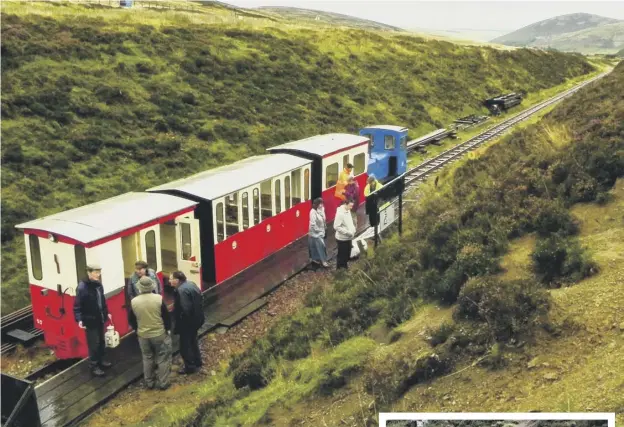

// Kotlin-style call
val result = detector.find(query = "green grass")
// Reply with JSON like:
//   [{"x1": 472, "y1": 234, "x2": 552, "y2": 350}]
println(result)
[{"x1": 0, "y1": 1, "x2": 599, "y2": 312}]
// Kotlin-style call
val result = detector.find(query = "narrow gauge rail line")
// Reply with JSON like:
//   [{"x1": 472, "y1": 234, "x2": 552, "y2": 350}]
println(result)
[
  {"x1": 0, "y1": 305, "x2": 42, "y2": 355},
  {"x1": 402, "y1": 72, "x2": 607, "y2": 191},
  {"x1": 5, "y1": 71, "x2": 608, "y2": 427}
]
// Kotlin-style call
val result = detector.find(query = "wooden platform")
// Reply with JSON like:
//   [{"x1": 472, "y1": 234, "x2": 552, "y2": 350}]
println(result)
[{"x1": 35, "y1": 206, "x2": 370, "y2": 426}]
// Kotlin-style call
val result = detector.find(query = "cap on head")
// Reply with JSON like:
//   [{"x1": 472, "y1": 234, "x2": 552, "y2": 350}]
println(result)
[
  {"x1": 137, "y1": 276, "x2": 156, "y2": 293},
  {"x1": 87, "y1": 263, "x2": 102, "y2": 271}
]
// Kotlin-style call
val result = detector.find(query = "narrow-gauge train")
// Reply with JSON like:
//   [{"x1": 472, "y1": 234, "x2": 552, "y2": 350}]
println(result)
[
  {"x1": 16, "y1": 125, "x2": 409, "y2": 360},
  {"x1": 484, "y1": 92, "x2": 523, "y2": 115}
]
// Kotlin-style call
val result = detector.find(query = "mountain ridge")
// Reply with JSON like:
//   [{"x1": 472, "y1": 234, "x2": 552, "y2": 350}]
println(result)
[{"x1": 492, "y1": 13, "x2": 623, "y2": 53}]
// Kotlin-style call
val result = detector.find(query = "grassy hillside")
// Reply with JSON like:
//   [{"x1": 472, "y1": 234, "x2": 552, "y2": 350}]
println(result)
[
  {"x1": 169, "y1": 63, "x2": 620, "y2": 426},
  {"x1": 0, "y1": 1, "x2": 596, "y2": 312},
  {"x1": 536, "y1": 22, "x2": 624, "y2": 54},
  {"x1": 257, "y1": 6, "x2": 403, "y2": 32},
  {"x1": 492, "y1": 13, "x2": 621, "y2": 49},
  {"x1": 82, "y1": 63, "x2": 622, "y2": 425}
]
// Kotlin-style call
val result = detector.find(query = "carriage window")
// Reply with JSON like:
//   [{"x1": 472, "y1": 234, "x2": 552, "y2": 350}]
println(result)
[
  {"x1": 325, "y1": 163, "x2": 339, "y2": 188},
  {"x1": 385, "y1": 135, "x2": 395, "y2": 150},
  {"x1": 75, "y1": 245, "x2": 87, "y2": 281},
  {"x1": 225, "y1": 193, "x2": 239, "y2": 238},
  {"x1": 304, "y1": 169, "x2": 310, "y2": 201},
  {"x1": 215, "y1": 203, "x2": 225, "y2": 243},
  {"x1": 253, "y1": 188, "x2": 260, "y2": 224},
  {"x1": 242, "y1": 192, "x2": 250, "y2": 230},
  {"x1": 145, "y1": 230, "x2": 158, "y2": 271},
  {"x1": 274, "y1": 179, "x2": 282, "y2": 214},
  {"x1": 181, "y1": 222, "x2": 192, "y2": 259},
  {"x1": 29, "y1": 235, "x2": 43, "y2": 280},
  {"x1": 400, "y1": 135, "x2": 407, "y2": 150},
  {"x1": 363, "y1": 134, "x2": 374, "y2": 153},
  {"x1": 291, "y1": 169, "x2": 302, "y2": 205},
  {"x1": 342, "y1": 154, "x2": 349, "y2": 169},
  {"x1": 285, "y1": 176, "x2": 291, "y2": 210},
  {"x1": 353, "y1": 153, "x2": 365, "y2": 175},
  {"x1": 260, "y1": 179, "x2": 272, "y2": 221}
]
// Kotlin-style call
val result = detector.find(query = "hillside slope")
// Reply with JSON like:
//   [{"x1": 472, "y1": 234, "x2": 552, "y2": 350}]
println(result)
[
  {"x1": 80, "y1": 64, "x2": 622, "y2": 426},
  {"x1": 493, "y1": 13, "x2": 623, "y2": 53},
  {"x1": 257, "y1": 6, "x2": 403, "y2": 32},
  {"x1": 0, "y1": 1, "x2": 595, "y2": 312}
]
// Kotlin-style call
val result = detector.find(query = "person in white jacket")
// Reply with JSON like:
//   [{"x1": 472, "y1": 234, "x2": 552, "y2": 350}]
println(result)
[
  {"x1": 308, "y1": 197, "x2": 329, "y2": 267},
  {"x1": 334, "y1": 199, "x2": 356, "y2": 269}
]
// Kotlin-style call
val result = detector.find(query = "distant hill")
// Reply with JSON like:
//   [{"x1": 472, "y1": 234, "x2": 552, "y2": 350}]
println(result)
[
  {"x1": 492, "y1": 13, "x2": 624, "y2": 53},
  {"x1": 256, "y1": 6, "x2": 404, "y2": 32},
  {"x1": 618, "y1": 46, "x2": 624, "y2": 57}
]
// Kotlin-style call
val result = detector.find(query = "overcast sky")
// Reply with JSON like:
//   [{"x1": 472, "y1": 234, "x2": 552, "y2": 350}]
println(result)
[{"x1": 224, "y1": 1, "x2": 624, "y2": 32}]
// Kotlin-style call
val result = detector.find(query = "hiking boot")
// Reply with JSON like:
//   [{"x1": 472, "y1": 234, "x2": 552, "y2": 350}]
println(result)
[
  {"x1": 91, "y1": 367, "x2": 106, "y2": 377},
  {"x1": 158, "y1": 384, "x2": 171, "y2": 391},
  {"x1": 99, "y1": 360, "x2": 113, "y2": 369},
  {"x1": 178, "y1": 367, "x2": 197, "y2": 375}
]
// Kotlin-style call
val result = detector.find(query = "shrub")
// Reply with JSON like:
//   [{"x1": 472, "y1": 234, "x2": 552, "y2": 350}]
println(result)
[
  {"x1": 231, "y1": 356, "x2": 274, "y2": 390},
  {"x1": 454, "y1": 278, "x2": 551, "y2": 342},
  {"x1": 532, "y1": 234, "x2": 596, "y2": 286},
  {"x1": 427, "y1": 322, "x2": 455, "y2": 347}
]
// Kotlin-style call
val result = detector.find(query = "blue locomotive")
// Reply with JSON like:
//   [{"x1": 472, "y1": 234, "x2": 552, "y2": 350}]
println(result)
[{"x1": 360, "y1": 125, "x2": 408, "y2": 182}]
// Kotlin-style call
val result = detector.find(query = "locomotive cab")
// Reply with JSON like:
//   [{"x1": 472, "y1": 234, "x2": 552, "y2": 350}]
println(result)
[{"x1": 360, "y1": 125, "x2": 408, "y2": 182}]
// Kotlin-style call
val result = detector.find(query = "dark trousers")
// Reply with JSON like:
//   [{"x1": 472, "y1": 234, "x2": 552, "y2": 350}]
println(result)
[
  {"x1": 336, "y1": 239, "x2": 352, "y2": 270},
  {"x1": 179, "y1": 327, "x2": 202, "y2": 371},
  {"x1": 85, "y1": 326, "x2": 105, "y2": 368}
]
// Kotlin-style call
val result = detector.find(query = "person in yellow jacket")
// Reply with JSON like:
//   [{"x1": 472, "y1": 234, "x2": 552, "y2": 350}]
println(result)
[
  {"x1": 334, "y1": 163, "x2": 354, "y2": 201},
  {"x1": 364, "y1": 175, "x2": 382, "y2": 197}
]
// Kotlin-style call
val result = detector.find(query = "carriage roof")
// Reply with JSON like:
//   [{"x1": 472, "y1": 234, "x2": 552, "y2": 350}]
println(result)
[
  {"x1": 361, "y1": 125, "x2": 408, "y2": 133},
  {"x1": 147, "y1": 154, "x2": 311, "y2": 202},
  {"x1": 267, "y1": 133, "x2": 368, "y2": 158},
  {"x1": 15, "y1": 192, "x2": 198, "y2": 244}
]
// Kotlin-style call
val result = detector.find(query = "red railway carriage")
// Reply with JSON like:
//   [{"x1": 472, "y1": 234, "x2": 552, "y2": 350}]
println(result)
[
  {"x1": 148, "y1": 153, "x2": 313, "y2": 287},
  {"x1": 15, "y1": 192, "x2": 199, "y2": 359},
  {"x1": 267, "y1": 133, "x2": 369, "y2": 221}
]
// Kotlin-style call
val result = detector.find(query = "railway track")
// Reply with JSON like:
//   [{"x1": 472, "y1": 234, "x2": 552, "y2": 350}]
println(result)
[
  {"x1": 0, "y1": 305, "x2": 42, "y2": 355},
  {"x1": 402, "y1": 72, "x2": 606, "y2": 191}
]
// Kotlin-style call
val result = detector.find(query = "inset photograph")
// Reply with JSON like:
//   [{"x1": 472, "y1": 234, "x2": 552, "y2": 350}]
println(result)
[
  {"x1": 386, "y1": 422, "x2": 609, "y2": 427},
  {"x1": 380, "y1": 414, "x2": 615, "y2": 427}
]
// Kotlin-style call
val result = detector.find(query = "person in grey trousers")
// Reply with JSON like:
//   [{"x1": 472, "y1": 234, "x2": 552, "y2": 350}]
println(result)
[{"x1": 129, "y1": 276, "x2": 172, "y2": 390}]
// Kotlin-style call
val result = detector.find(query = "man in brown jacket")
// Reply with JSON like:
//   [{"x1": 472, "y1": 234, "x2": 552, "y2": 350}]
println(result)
[{"x1": 129, "y1": 276, "x2": 172, "y2": 390}]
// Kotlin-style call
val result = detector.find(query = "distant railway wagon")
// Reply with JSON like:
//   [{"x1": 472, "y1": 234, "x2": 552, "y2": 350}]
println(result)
[
  {"x1": 484, "y1": 92, "x2": 523, "y2": 115},
  {"x1": 15, "y1": 126, "x2": 411, "y2": 360}
]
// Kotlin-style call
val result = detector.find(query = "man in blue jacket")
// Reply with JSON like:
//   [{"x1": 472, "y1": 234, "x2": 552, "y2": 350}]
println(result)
[
  {"x1": 170, "y1": 271, "x2": 205, "y2": 374},
  {"x1": 74, "y1": 264, "x2": 113, "y2": 377}
]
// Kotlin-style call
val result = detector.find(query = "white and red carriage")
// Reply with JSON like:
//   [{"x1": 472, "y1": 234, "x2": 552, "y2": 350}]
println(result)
[{"x1": 16, "y1": 133, "x2": 372, "y2": 359}]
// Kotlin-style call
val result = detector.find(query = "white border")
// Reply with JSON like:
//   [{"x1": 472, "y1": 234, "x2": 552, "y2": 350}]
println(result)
[{"x1": 380, "y1": 413, "x2": 615, "y2": 427}]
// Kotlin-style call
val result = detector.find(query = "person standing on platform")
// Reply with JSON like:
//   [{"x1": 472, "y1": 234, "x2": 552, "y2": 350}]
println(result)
[
  {"x1": 128, "y1": 260, "x2": 162, "y2": 300},
  {"x1": 73, "y1": 264, "x2": 113, "y2": 377},
  {"x1": 334, "y1": 199, "x2": 356, "y2": 270},
  {"x1": 334, "y1": 163, "x2": 354, "y2": 201},
  {"x1": 344, "y1": 175, "x2": 360, "y2": 226},
  {"x1": 308, "y1": 197, "x2": 329, "y2": 268},
  {"x1": 129, "y1": 276, "x2": 172, "y2": 390},
  {"x1": 364, "y1": 175, "x2": 382, "y2": 197},
  {"x1": 170, "y1": 271, "x2": 205, "y2": 374}
]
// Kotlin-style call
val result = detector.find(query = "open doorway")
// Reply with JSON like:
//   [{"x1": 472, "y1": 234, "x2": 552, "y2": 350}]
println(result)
[{"x1": 160, "y1": 220, "x2": 178, "y2": 309}]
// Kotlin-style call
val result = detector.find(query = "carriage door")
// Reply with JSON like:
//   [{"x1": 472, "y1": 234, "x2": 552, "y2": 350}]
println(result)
[
  {"x1": 175, "y1": 216, "x2": 202, "y2": 288},
  {"x1": 139, "y1": 225, "x2": 162, "y2": 291}
]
